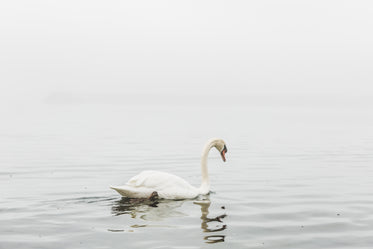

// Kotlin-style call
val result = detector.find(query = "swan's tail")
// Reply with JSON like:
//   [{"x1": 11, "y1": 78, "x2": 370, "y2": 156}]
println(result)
[
  {"x1": 110, "y1": 186, "x2": 132, "y2": 197},
  {"x1": 110, "y1": 185, "x2": 153, "y2": 198}
]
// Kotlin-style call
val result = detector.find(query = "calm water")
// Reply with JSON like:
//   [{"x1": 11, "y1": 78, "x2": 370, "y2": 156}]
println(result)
[{"x1": 1, "y1": 97, "x2": 373, "y2": 248}]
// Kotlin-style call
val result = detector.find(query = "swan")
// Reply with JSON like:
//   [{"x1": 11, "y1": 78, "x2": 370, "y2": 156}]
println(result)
[{"x1": 110, "y1": 138, "x2": 228, "y2": 200}]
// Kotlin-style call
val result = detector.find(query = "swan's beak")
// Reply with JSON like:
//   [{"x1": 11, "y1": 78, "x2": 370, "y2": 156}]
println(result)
[{"x1": 220, "y1": 145, "x2": 227, "y2": 162}]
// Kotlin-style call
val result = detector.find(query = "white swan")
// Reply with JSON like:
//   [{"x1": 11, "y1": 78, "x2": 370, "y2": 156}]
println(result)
[{"x1": 110, "y1": 138, "x2": 228, "y2": 200}]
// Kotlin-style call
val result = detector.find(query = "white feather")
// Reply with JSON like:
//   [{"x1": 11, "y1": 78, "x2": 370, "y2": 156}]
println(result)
[{"x1": 110, "y1": 138, "x2": 227, "y2": 200}]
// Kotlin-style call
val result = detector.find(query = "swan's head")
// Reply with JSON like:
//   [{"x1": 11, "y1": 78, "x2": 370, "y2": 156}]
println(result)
[{"x1": 211, "y1": 138, "x2": 228, "y2": 162}]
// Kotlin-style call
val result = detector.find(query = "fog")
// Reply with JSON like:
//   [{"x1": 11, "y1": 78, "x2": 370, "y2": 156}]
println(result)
[
  {"x1": 1, "y1": 0, "x2": 373, "y2": 109},
  {"x1": 2, "y1": 3, "x2": 373, "y2": 247}
]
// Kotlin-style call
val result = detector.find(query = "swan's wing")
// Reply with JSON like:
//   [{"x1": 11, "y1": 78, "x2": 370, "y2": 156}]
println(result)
[
  {"x1": 127, "y1": 170, "x2": 161, "y2": 187},
  {"x1": 125, "y1": 170, "x2": 199, "y2": 199},
  {"x1": 127, "y1": 170, "x2": 191, "y2": 189}
]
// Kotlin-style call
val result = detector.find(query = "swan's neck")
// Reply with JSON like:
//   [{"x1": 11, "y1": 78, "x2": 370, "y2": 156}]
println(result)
[{"x1": 199, "y1": 142, "x2": 214, "y2": 194}]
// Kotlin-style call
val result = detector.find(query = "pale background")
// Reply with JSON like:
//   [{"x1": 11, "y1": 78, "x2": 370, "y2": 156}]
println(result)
[
  {"x1": 1, "y1": 1, "x2": 373, "y2": 248},
  {"x1": 1, "y1": 1, "x2": 373, "y2": 111}
]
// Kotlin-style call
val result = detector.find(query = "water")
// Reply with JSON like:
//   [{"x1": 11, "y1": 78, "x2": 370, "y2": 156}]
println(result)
[{"x1": 1, "y1": 96, "x2": 373, "y2": 248}]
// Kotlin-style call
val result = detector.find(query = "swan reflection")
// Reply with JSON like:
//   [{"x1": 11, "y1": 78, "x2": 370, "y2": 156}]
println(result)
[
  {"x1": 194, "y1": 199, "x2": 227, "y2": 243},
  {"x1": 111, "y1": 197, "x2": 227, "y2": 243},
  {"x1": 111, "y1": 197, "x2": 186, "y2": 220}
]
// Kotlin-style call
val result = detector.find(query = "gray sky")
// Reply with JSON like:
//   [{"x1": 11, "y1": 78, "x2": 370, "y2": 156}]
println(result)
[{"x1": 1, "y1": 0, "x2": 373, "y2": 108}]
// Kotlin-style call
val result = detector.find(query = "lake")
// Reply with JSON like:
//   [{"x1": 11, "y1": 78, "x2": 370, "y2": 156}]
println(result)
[{"x1": 1, "y1": 95, "x2": 373, "y2": 248}]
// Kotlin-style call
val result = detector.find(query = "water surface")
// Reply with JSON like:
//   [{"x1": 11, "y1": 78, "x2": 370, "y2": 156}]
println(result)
[{"x1": 1, "y1": 98, "x2": 373, "y2": 248}]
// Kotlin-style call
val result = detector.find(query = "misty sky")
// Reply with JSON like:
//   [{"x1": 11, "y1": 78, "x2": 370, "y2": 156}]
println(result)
[{"x1": 1, "y1": 0, "x2": 373, "y2": 109}]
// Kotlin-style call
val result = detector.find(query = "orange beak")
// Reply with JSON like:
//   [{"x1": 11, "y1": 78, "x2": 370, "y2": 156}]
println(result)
[{"x1": 220, "y1": 145, "x2": 227, "y2": 162}]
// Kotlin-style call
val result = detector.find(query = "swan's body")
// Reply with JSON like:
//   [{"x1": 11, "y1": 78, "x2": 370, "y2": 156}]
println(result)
[
  {"x1": 110, "y1": 138, "x2": 228, "y2": 200},
  {"x1": 111, "y1": 170, "x2": 200, "y2": 199}
]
